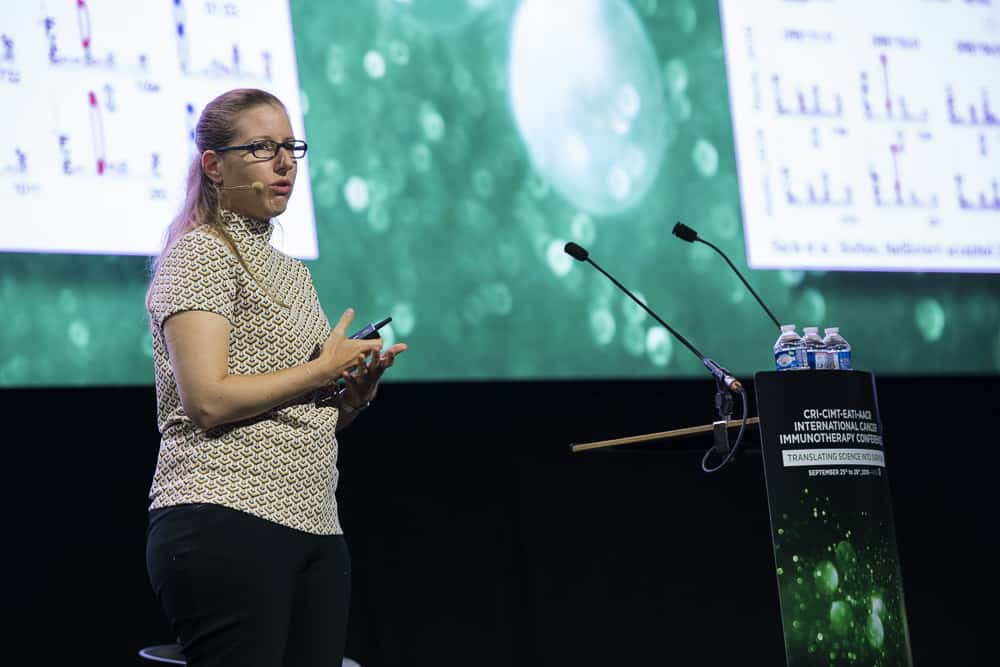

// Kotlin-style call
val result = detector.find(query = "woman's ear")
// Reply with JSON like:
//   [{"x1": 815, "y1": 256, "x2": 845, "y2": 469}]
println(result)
[{"x1": 201, "y1": 150, "x2": 222, "y2": 185}]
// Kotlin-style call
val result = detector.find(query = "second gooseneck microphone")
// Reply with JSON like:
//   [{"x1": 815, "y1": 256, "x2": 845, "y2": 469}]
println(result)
[
  {"x1": 672, "y1": 222, "x2": 781, "y2": 330},
  {"x1": 563, "y1": 241, "x2": 742, "y2": 392}
]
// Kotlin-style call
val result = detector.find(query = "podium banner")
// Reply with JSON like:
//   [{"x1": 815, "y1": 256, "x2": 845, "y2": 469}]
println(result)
[{"x1": 755, "y1": 370, "x2": 913, "y2": 667}]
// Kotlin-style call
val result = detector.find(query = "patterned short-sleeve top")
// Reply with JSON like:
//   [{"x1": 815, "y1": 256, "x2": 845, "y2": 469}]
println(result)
[{"x1": 147, "y1": 210, "x2": 342, "y2": 535}]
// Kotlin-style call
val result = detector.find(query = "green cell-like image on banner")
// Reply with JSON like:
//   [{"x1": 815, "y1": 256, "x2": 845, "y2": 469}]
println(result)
[
  {"x1": 774, "y1": 489, "x2": 910, "y2": 665},
  {"x1": 2, "y1": 0, "x2": 999, "y2": 387}
]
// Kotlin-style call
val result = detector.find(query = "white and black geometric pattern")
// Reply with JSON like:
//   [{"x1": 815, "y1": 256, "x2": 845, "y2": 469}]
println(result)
[{"x1": 147, "y1": 210, "x2": 342, "y2": 535}]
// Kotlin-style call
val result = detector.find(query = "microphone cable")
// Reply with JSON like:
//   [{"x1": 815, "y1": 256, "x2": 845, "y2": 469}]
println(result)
[{"x1": 701, "y1": 383, "x2": 749, "y2": 474}]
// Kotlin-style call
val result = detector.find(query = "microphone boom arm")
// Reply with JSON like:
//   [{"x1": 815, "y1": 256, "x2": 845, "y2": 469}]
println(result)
[
  {"x1": 586, "y1": 258, "x2": 706, "y2": 363},
  {"x1": 696, "y1": 237, "x2": 781, "y2": 329},
  {"x1": 672, "y1": 221, "x2": 781, "y2": 330},
  {"x1": 564, "y1": 241, "x2": 750, "y2": 471},
  {"x1": 587, "y1": 256, "x2": 742, "y2": 400}
]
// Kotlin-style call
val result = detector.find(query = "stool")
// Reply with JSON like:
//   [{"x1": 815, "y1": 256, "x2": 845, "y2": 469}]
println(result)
[{"x1": 138, "y1": 644, "x2": 361, "y2": 666}]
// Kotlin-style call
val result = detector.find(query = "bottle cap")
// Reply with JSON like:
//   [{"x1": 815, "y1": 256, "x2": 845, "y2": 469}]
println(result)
[
  {"x1": 803, "y1": 326, "x2": 819, "y2": 334},
  {"x1": 781, "y1": 324, "x2": 796, "y2": 332},
  {"x1": 824, "y1": 327, "x2": 839, "y2": 334}
]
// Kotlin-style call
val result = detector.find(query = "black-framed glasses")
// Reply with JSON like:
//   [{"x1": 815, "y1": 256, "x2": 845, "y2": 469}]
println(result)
[{"x1": 212, "y1": 139, "x2": 308, "y2": 160}]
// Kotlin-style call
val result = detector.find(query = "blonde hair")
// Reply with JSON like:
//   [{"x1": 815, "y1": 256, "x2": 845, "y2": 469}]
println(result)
[{"x1": 147, "y1": 88, "x2": 288, "y2": 309}]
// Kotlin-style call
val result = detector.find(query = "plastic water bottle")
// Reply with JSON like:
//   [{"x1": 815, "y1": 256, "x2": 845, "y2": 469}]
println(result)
[
  {"x1": 774, "y1": 324, "x2": 808, "y2": 371},
  {"x1": 802, "y1": 326, "x2": 834, "y2": 369},
  {"x1": 822, "y1": 327, "x2": 852, "y2": 370}
]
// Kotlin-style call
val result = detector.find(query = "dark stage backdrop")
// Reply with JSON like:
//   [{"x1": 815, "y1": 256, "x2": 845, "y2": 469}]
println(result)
[{"x1": 10, "y1": 375, "x2": 998, "y2": 666}]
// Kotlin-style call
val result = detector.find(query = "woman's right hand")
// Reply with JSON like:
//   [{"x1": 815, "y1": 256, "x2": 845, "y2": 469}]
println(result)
[{"x1": 317, "y1": 308, "x2": 384, "y2": 381}]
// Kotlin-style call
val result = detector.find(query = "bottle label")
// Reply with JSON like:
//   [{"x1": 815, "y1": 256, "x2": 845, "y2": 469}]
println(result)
[
  {"x1": 775, "y1": 350, "x2": 804, "y2": 371},
  {"x1": 813, "y1": 350, "x2": 836, "y2": 370},
  {"x1": 835, "y1": 351, "x2": 852, "y2": 370}
]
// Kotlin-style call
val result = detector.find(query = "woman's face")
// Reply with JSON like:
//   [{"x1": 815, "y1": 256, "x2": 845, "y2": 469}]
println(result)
[{"x1": 213, "y1": 103, "x2": 298, "y2": 221}]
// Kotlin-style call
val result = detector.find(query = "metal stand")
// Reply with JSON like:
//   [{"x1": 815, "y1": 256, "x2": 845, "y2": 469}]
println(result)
[{"x1": 712, "y1": 378, "x2": 736, "y2": 454}]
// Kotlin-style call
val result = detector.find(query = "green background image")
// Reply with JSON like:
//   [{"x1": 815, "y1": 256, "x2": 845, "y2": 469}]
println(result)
[{"x1": 2, "y1": 0, "x2": 999, "y2": 387}]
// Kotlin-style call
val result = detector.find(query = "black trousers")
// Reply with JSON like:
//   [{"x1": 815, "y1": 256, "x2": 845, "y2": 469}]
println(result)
[{"x1": 146, "y1": 503, "x2": 350, "y2": 667}]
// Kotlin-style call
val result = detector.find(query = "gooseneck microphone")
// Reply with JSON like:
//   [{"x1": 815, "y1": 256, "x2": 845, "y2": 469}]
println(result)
[
  {"x1": 563, "y1": 242, "x2": 742, "y2": 393},
  {"x1": 564, "y1": 241, "x2": 748, "y2": 472},
  {"x1": 672, "y1": 222, "x2": 781, "y2": 330}
]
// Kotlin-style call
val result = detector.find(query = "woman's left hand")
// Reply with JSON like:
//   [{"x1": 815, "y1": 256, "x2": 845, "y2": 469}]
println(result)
[{"x1": 340, "y1": 342, "x2": 408, "y2": 408}]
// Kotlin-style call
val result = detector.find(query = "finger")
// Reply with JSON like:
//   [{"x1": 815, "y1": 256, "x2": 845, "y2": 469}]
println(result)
[
  {"x1": 380, "y1": 344, "x2": 406, "y2": 367},
  {"x1": 345, "y1": 341, "x2": 379, "y2": 361},
  {"x1": 341, "y1": 373, "x2": 362, "y2": 392},
  {"x1": 331, "y1": 308, "x2": 355, "y2": 336},
  {"x1": 352, "y1": 339, "x2": 381, "y2": 355},
  {"x1": 344, "y1": 358, "x2": 366, "y2": 380},
  {"x1": 343, "y1": 354, "x2": 364, "y2": 377}
]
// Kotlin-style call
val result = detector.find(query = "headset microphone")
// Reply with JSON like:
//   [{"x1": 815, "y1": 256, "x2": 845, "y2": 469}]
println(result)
[{"x1": 220, "y1": 181, "x2": 265, "y2": 194}]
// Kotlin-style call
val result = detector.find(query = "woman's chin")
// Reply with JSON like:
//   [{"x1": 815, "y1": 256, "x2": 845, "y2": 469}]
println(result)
[{"x1": 265, "y1": 198, "x2": 290, "y2": 217}]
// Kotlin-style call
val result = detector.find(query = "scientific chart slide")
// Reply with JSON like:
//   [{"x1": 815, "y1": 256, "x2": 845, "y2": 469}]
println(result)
[
  {"x1": 720, "y1": 0, "x2": 1000, "y2": 272},
  {"x1": 1, "y1": 0, "x2": 316, "y2": 258}
]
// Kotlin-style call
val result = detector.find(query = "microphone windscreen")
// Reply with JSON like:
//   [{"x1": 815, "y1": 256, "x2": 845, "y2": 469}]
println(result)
[
  {"x1": 564, "y1": 242, "x2": 589, "y2": 261},
  {"x1": 672, "y1": 222, "x2": 699, "y2": 243}
]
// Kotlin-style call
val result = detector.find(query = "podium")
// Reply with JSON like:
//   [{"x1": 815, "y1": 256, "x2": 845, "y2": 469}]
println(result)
[{"x1": 571, "y1": 370, "x2": 913, "y2": 667}]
